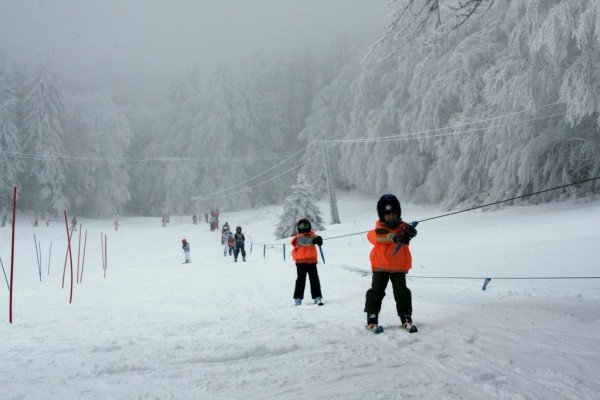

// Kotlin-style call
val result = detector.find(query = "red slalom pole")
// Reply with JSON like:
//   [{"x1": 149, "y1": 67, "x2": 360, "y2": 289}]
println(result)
[
  {"x1": 61, "y1": 224, "x2": 73, "y2": 288},
  {"x1": 9, "y1": 186, "x2": 17, "y2": 324},
  {"x1": 63, "y1": 211, "x2": 74, "y2": 303},
  {"x1": 79, "y1": 230, "x2": 88, "y2": 283}
]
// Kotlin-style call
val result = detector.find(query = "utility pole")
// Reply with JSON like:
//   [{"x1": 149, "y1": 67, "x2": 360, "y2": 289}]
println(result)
[{"x1": 321, "y1": 136, "x2": 340, "y2": 224}]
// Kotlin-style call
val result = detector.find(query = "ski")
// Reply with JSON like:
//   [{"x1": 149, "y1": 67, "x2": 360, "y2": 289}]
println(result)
[{"x1": 365, "y1": 325, "x2": 384, "y2": 334}]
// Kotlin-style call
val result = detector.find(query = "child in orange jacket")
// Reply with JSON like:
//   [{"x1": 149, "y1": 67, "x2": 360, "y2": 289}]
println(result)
[
  {"x1": 365, "y1": 194, "x2": 418, "y2": 332},
  {"x1": 291, "y1": 218, "x2": 324, "y2": 306}
]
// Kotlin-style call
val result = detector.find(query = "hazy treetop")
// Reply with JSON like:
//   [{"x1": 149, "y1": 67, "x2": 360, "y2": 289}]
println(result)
[{"x1": 0, "y1": 0, "x2": 388, "y2": 104}]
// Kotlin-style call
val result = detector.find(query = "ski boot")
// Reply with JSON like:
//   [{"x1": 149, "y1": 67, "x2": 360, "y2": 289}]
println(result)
[
  {"x1": 401, "y1": 315, "x2": 418, "y2": 333},
  {"x1": 314, "y1": 297, "x2": 323, "y2": 306},
  {"x1": 294, "y1": 298, "x2": 302, "y2": 306}
]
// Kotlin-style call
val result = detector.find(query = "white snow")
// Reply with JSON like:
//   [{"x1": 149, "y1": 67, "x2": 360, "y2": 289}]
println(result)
[{"x1": 1, "y1": 195, "x2": 599, "y2": 399}]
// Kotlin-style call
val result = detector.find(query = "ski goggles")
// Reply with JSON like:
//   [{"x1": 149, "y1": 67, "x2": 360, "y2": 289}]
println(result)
[{"x1": 297, "y1": 222, "x2": 310, "y2": 231}]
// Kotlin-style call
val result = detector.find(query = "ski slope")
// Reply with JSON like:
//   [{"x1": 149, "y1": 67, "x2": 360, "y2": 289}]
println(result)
[{"x1": 1, "y1": 195, "x2": 599, "y2": 399}]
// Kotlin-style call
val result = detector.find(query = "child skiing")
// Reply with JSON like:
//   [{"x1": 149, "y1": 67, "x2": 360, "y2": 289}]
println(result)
[
  {"x1": 227, "y1": 232, "x2": 235, "y2": 256},
  {"x1": 365, "y1": 194, "x2": 418, "y2": 333},
  {"x1": 233, "y1": 226, "x2": 246, "y2": 262},
  {"x1": 181, "y1": 239, "x2": 191, "y2": 264},
  {"x1": 291, "y1": 218, "x2": 324, "y2": 306},
  {"x1": 222, "y1": 228, "x2": 232, "y2": 256}
]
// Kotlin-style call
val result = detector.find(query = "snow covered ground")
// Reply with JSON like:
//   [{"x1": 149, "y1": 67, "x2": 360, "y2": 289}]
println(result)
[{"x1": 1, "y1": 195, "x2": 599, "y2": 399}]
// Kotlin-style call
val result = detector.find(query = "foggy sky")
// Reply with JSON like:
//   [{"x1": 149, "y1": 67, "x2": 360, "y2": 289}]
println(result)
[{"x1": 0, "y1": 0, "x2": 388, "y2": 104}]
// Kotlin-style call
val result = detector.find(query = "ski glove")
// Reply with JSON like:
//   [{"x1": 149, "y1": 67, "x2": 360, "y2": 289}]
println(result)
[
  {"x1": 312, "y1": 236, "x2": 323, "y2": 246},
  {"x1": 392, "y1": 225, "x2": 417, "y2": 245},
  {"x1": 403, "y1": 224, "x2": 418, "y2": 240}
]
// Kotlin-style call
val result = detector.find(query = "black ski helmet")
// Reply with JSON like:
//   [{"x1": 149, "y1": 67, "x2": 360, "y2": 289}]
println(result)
[
  {"x1": 236, "y1": 226, "x2": 242, "y2": 232},
  {"x1": 297, "y1": 218, "x2": 311, "y2": 233},
  {"x1": 377, "y1": 194, "x2": 401, "y2": 221}
]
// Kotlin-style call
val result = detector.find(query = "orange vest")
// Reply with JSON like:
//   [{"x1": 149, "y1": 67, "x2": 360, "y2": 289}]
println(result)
[
  {"x1": 291, "y1": 231, "x2": 318, "y2": 264},
  {"x1": 367, "y1": 220, "x2": 412, "y2": 272}
]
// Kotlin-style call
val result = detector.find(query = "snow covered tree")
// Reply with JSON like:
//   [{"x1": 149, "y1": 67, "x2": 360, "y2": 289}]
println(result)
[
  {"x1": 20, "y1": 62, "x2": 68, "y2": 215},
  {"x1": 63, "y1": 91, "x2": 133, "y2": 217},
  {"x1": 274, "y1": 174, "x2": 324, "y2": 239},
  {"x1": 0, "y1": 54, "x2": 22, "y2": 207}
]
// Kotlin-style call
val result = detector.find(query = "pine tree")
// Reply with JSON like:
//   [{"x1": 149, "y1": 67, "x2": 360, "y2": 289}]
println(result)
[
  {"x1": 274, "y1": 174, "x2": 324, "y2": 239},
  {"x1": 0, "y1": 54, "x2": 22, "y2": 206},
  {"x1": 21, "y1": 62, "x2": 68, "y2": 214}
]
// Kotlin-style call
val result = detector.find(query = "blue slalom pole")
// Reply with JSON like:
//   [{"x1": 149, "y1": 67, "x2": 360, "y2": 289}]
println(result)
[
  {"x1": 282, "y1": 244, "x2": 286, "y2": 261},
  {"x1": 0, "y1": 257, "x2": 9, "y2": 290},
  {"x1": 263, "y1": 245, "x2": 266, "y2": 259},
  {"x1": 34, "y1": 234, "x2": 41, "y2": 281}
]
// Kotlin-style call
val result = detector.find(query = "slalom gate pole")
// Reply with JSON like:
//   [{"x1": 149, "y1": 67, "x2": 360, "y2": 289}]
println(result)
[
  {"x1": 76, "y1": 224, "x2": 82, "y2": 284},
  {"x1": 47, "y1": 241, "x2": 52, "y2": 276},
  {"x1": 0, "y1": 257, "x2": 9, "y2": 290},
  {"x1": 282, "y1": 244, "x2": 286, "y2": 262},
  {"x1": 101, "y1": 233, "x2": 105, "y2": 275},
  {"x1": 34, "y1": 234, "x2": 41, "y2": 281},
  {"x1": 79, "y1": 230, "x2": 87, "y2": 283},
  {"x1": 263, "y1": 245, "x2": 266, "y2": 259},
  {"x1": 63, "y1": 211, "x2": 74, "y2": 304},
  {"x1": 104, "y1": 234, "x2": 107, "y2": 278},
  {"x1": 38, "y1": 242, "x2": 42, "y2": 280},
  {"x1": 9, "y1": 186, "x2": 17, "y2": 323},
  {"x1": 61, "y1": 228, "x2": 73, "y2": 288}
]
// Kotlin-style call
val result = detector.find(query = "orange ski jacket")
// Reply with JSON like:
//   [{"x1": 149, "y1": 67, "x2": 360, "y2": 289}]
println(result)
[
  {"x1": 367, "y1": 220, "x2": 412, "y2": 272},
  {"x1": 291, "y1": 231, "x2": 318, "y2": 264}
]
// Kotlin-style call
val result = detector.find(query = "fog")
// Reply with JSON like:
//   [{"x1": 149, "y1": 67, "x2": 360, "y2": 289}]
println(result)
[{"x1": 0, "y1": 0, "x2": 388, "y2": 104}]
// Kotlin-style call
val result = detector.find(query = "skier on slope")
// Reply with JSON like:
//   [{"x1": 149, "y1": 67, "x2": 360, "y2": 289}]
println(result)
[
  {"x1": 233, "y1": 226, "x2": 246, "y2": 262},
  {"x1": 181, "y1": 239, "x2": 191, "y2": 264},
  {"x1": 365, "y1": 194, "x2": 418, "y2": 333},
  {"x1": 227, "y1": 231, "x2": 235, "y2": 256},
  {"x1": 222, "y1": 228, "x2": 232, "y2": 256},
  {"x1": 291, "y1": 218, "x2": 324, "y2": 306}
]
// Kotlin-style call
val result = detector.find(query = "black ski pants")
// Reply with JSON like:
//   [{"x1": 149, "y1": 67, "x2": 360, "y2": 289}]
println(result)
[
  {"x1": 234, "y1": 242, "x2": 246, "y2": 260},
  {"x1": 293, "y1": 263, "x2": 322, "y2": 300},
  {"x1": 364, "y1": 271, "x2": 412, "y2": 317}
]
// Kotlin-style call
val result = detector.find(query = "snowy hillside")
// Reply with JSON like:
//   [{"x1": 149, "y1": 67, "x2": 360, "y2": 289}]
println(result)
[{"x1": 1, "y1": 195, "x2": 599, "y2": 399}]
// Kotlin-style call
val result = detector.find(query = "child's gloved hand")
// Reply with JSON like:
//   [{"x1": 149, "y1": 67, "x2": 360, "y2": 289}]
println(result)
[
  {"x1": 312, "y1": 236, "x2": 323, "y2": 246},
  {"x1": 403, "y1": 224, "x2": 418, "y2": 239}
]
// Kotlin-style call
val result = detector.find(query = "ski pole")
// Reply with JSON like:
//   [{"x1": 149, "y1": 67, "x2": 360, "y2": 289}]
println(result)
[
  {"x1": 392, "y1": 221, "x2": 419, "y2": 256},
  {"x1": 318, "y1": 245, "x2": 326, "y2": 264}
]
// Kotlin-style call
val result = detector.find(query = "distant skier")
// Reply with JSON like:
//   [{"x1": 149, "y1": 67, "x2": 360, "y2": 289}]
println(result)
[
  {"x1": 221, "y1": 222, "x2": 230, "y2": 235},
  {"x1": 227, "y1": 231, "x2": 235, "y2": 256},
  {"x1": 114, "y1": 220, "x2": 120, "y2": 231},
  {"x1": 161, "y1": 216, "x2": 167, "y2": 228},
  {"x1": 365, "y1": 194, "x2": 418, "y2": 333},
  {"x1": 1, "y1": 214, "x2": 7, "y2": 227},
  {"x1": 291, "y1": 218, "x2": 323, "y2": 306},
  {"x1": 45, "y1": 217, "x2": 51, "y2": 227},
  {"x1": 71, "y1": 217, "x2": 77, "y2": 232},
  {"x1": 204, "y1": 212, "x2": 209, "y2": 223},
  {"x1": 33, "y1": 216, "x2": 39, "y2": 227},
  {"x1": 192, "y1": 214, "x2": 198, "y2": 225},
  {"x1": 222, "y1": 230, "x2": 234, "y2": 256},
  {"x1": 181, "y1": 239, "x2": 191, "y2": 264},
  {"x1": 233, "y1": 226, "x2": 246, "y2": 262}
]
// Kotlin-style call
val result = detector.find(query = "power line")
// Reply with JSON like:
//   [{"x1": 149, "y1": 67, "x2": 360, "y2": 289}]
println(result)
[
  {"x1": 0, "y1": 149, "x2": 298, "y2": 164},
  {"x1": 191, "y1": 143, "x2": 312, "y2": 200},
  {"x1": 316, "y1": 111, "x2": 566, "y2": 144}
]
